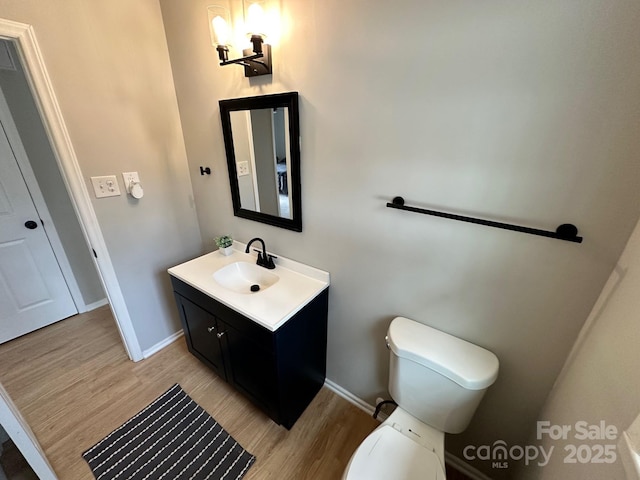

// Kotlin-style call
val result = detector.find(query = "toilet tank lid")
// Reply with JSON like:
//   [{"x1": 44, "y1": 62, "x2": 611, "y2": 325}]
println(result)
[{"x1": 387, "y1": 317, "x2": 499, "y2": 390}]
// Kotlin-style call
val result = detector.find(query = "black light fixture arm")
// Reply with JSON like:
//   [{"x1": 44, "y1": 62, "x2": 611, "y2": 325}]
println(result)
[
  {"x1": 386, "y1": 196, "x2": 583, "y2": 244},
  {"x1": 216, "y1": 35, "x2": 271, "y2": 73},
  {"x1": 219, "y1": 51, "x2": 264, "y2": 67}
]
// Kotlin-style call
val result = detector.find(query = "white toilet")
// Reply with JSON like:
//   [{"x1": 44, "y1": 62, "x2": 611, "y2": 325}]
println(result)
[{"x1": 343, "y1": 316, "x2": 499, "y2": 480}]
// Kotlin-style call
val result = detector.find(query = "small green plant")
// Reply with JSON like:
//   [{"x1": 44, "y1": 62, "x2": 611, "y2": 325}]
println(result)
[{"x1": 214, "y1": 235, "x2": 233, "y2": 249}]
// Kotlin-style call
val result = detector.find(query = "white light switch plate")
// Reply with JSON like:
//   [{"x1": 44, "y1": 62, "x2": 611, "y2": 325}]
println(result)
[
  {"x1": 237, "y1": 161, "x2": 249, "y2": 176},
  {"x1": 90, "y1": 175, "x2": 121, "y2": 198}
]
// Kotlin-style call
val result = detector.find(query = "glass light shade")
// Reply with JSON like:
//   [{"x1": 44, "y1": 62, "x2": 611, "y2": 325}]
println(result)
[
  {"x1": 245, "y1": 2, "x2": 266, "y2": 37},
  {"x1": 211, "y1": 16, "x2": 230, "y2": 45},
  {"x1": 207, "y1": 6, "x2": 231, "y2": 46}
]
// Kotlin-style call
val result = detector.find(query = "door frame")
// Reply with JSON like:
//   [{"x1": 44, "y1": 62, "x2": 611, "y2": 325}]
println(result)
[
  {"x1": 0, "y1": 385, "x2": 55, "y2": 479},
  {"x1": 0, "y1": 19, "x2": 142, "y2": 360}
]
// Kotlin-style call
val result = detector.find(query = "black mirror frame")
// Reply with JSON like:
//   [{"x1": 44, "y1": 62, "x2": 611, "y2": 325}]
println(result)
[{"x1": 219, "y1": 92, "x2": 302, "y2": 232}]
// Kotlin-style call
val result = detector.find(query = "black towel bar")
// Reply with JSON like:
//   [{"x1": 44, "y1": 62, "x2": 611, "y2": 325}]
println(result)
[{"x1": 386, "y1": 196, "x2": 582, "y2": 244}]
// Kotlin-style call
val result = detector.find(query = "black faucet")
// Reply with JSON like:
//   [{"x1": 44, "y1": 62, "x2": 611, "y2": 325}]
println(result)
[{"x1": 245, "y1": 237, "x2": 277, "y2": 269}]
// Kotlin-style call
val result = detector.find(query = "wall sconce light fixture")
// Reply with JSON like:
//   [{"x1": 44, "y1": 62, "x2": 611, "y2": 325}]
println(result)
[{"x1": 208, "y1": 2, "x2": 273, "y2": 77}]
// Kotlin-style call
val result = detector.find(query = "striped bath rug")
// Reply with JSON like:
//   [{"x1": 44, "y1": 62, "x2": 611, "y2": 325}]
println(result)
[{"x1": 82, "y1": 384, "x2": 255, "y2": 480}]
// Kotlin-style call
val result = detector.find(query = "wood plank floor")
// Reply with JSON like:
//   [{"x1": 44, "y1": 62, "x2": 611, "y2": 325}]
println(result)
[{"x1": 0, "y1": 306, "x2": 379, "y2": 479}]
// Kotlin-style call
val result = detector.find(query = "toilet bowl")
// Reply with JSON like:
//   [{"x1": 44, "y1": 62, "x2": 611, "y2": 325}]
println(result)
[
  {"x1": 343, "y1": 317, "x2": 499, "y2": 480},
  {"x1": 343, "y1": 408, "x2": 446, "y2": 480}
]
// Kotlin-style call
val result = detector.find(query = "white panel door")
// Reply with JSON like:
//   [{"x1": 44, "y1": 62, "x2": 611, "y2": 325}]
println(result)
[{"x1": 0, "y1": 121, "x2": 76, "y2": 343}]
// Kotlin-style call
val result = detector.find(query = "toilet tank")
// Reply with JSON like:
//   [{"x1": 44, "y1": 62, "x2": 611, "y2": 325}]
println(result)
[{"x1": 386, "y1": 317, "x2": 499, "y2": 434}]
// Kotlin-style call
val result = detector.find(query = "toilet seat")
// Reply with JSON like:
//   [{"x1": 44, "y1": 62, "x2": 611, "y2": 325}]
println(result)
[{"x1": 344, "y1": 424, "x2": 446, "y2": 479}]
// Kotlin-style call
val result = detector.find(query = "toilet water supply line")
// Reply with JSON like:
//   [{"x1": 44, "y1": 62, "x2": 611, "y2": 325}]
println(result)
[
  {"x1": 375, "y1": 335, "x2": 398, "y2": 419},
  {"x1": 374, "y1": 399, "x2": 398, "y2": 420}
]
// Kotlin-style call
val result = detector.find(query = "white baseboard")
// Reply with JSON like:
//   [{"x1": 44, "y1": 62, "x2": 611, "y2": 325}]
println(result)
[
  {"x1": 445, "y1": 452, "x2": 494, "y2": 480},
  {"x1": 142, "y1": 330, "x2": 184, "y2": 359},
  {"x1": 81, "y1": 297, "x2": 109, "y2": 313},
  {"x1": 323, "y1": 378, "x2": 375, "y2": 416}
]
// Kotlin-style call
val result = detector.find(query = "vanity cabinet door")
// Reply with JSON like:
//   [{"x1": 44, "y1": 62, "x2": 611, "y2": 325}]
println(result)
[
  {"x1": 174, "y1": 294, "x2": 226, "y2": 380},
  {"x1": 218, "y1": 321, "x2": 279, "y2": 420}
]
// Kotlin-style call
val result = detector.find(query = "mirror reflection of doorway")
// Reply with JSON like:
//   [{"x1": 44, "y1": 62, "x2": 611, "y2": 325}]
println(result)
[
  {"x1": 273, "y1": 106, "x2": 291, "y2": 219},
  {"x1": 230, "y1": 106, "x2": 292, "y2": 220}
]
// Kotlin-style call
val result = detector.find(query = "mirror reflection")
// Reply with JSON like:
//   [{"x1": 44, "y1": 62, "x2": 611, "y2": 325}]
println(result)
[
  {"x1": 229, "y1": 107, "x2": 291, "y2": 219},
  {"x1": 220, "y1": 92, "x2": 301, "y2": 231}
]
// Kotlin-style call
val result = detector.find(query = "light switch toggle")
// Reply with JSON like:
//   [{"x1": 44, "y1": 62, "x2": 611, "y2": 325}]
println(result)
[
  {"x1": 91, "y1": 175, "x2": 121, "y2": 198},
  {"x1": 122, "y1": 172, "x2": 144, "y2": 199}
]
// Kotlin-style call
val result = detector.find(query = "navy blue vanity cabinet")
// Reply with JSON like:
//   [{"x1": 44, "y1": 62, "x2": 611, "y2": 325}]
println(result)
[{"x1": 170, "y1": 276, "x2": 329, "y2": 429}]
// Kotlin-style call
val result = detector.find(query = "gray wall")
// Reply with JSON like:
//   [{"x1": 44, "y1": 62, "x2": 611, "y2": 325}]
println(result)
[
  {"x1": 0, "y1": 0, "x2": 203, "y2": 352},
  {"x1": 160, "y1": 0, "x2": 640, "y2": 477},
  {"x1": 0, "y1": 41, "x2": 104, "y2": 307}
]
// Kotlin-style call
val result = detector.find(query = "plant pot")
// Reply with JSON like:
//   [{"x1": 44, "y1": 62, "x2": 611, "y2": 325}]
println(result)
[{"x1": 219, "y1": 246, "x2": 233, "y2": 256}]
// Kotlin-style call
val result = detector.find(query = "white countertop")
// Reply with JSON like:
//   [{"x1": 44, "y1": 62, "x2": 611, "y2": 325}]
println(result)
[{"x1": 168, "y1": 243, "x2": 330, "y2": 332}]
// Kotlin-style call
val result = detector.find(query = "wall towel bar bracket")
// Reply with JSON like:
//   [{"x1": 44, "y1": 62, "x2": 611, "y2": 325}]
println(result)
[{"x1": 386, "y1": 196, "x2": 582, "y2": 244}]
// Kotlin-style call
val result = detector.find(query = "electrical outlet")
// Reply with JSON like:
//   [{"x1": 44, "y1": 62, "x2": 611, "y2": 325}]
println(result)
[
  {"x1": 90, "y1": 175, "x2": 121, "y2": 198},
  {"x1": 237, "y1": 161, "x2": 250, "y2": 176},
  {"x1": 122, "y1": 172, "x2": 140, "y2": 193}
]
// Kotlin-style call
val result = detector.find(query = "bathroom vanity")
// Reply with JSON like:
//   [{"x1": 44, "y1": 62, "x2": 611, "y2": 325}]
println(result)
[{"x1": 168, "y1": 245, "x2": 329, "y2": 429}]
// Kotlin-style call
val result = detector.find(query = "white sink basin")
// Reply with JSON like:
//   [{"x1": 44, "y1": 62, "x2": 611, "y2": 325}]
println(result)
[
  {"x1": 212, "y1": 261, "x2": 279, "y2": 294},
  {"x1": 168, "y1": 244, "x2": 330, "y2": 331}
]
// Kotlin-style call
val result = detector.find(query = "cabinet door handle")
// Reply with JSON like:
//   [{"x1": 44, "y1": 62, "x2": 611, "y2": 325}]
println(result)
[
  {"x1": 207, "y1": 326, "x2": 216, "y2": 333},
  {"x1": 216, "y1": 331, "x2": 226, "y2": 339}
]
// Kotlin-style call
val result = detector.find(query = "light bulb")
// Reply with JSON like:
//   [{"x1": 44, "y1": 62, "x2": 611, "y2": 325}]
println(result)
[
  {"x1": 211, "y1": 15, "x2": 230, "y2": 46},
  {"x1": 246, "y1": 3, "x2": 266, "y2": 37}
]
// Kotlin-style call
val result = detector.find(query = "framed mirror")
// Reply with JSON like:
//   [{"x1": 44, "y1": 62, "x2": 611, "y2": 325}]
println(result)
[{"x1": 219, "y1": 92, "x2": 301, "y2": 231}]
